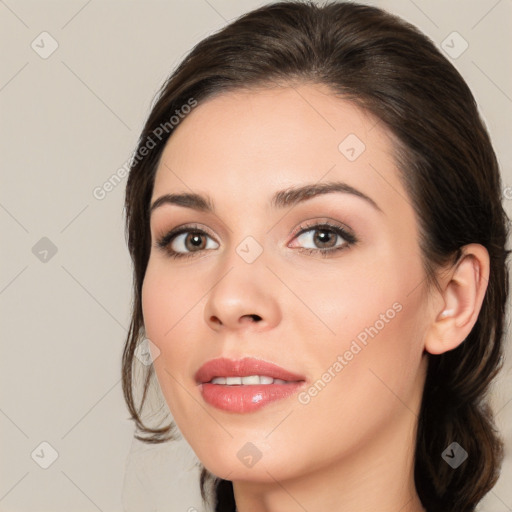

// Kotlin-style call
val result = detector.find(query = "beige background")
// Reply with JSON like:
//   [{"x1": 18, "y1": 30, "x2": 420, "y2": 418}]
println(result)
[{"x1": 1, "y1": 0, "x2": 511, "y2": 511}]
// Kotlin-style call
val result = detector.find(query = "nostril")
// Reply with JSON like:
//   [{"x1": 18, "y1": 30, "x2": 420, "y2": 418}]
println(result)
[
  {"x1": 210, "y1": 316, "x2": 223, "y2": 326},
  {"x1": 243, "y1": 314, "x2": 262, "y2": 322}
]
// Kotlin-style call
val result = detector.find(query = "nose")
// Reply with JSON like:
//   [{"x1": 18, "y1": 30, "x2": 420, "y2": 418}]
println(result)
[{"x1": 204, "y1": 264, "x2": 282, "y2": 333}]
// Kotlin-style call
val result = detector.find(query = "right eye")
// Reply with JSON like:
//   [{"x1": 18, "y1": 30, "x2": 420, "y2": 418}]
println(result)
[{"x1": 156, "y1": 225, "x2": 219, "y2": 259}]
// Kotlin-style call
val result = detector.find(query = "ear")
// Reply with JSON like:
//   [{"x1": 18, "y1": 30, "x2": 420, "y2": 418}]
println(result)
[{"x1": 424, "y1": 244, "x2": 490, "y2": 355}]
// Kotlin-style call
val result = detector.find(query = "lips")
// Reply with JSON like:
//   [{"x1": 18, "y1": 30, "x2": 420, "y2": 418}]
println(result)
[
  {"x1": 195, "y1": 357, "x2": 306, "y2": 413},
  {"x1": 194, "y1": 357, "x2": 305, "y2": 384}
]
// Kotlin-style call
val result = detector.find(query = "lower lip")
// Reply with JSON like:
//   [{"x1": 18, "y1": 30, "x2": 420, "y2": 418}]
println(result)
[{"x1": 200, "y1": 382, "x2": 305, "y2": 413}]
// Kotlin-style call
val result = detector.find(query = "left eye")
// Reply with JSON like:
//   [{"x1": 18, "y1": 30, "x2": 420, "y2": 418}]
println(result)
[
  {"x1": 168, "y1": 231, "x2": 219, "y2": 254},
  {"x1": 292, "y1": 225, "x2": 351, "y2": 251}
]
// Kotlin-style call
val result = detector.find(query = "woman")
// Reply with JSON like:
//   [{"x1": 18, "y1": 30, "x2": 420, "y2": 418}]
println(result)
[{"x1": 122, "y1": 1, "x2": 510, "y2": 511}]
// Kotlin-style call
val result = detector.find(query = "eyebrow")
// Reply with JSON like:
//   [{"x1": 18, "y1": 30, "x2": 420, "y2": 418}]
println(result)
[{"x1": 149, "y1": 181, "x2": 383, "y2": 216}]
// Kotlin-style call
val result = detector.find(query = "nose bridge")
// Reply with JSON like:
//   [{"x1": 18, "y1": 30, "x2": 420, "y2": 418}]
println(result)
[{"x1": 217, "y1": 207, "x2": 268, "y2": 272}]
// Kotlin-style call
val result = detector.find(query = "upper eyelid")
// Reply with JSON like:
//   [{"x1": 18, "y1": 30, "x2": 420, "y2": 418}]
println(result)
[{"x1": 291, "y1": 219, "x2": 353, "y2": 236}]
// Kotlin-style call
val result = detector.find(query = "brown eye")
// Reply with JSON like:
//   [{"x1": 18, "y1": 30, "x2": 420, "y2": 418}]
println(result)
[
  {"x1": 181, "y1": 232, "x2": 207, "y2": 252},
  {"x1": 295, "y1": 226, "x2": 348, "y2": 250},
  {"x1": 156, "y1": 227, "x2": 219, "y2": 259}
]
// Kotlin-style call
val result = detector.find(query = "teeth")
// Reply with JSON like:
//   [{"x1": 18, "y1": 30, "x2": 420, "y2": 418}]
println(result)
[
  {"x1": 209, "y1": 375, "x2": 290, "y2": 385},
  {"x1": 241, "y1": 375, "x2": 260, "y2": 385}
]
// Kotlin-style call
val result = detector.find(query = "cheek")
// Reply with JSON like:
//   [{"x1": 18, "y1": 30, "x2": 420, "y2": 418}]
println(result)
[
  {"x1": 291, "y1": 298, "x2": 425, "y2": 465},
  {"x1": 141, "y1": 264, "x2": 199, "y2": 414},
  {"x1": 305, "y1": 246, "x2": 426, "y2": 396},
  {"x1": 141, "y1": 269, "x2": 166, "y2": 347},
  {"x1": 297, "y1": 253, "x2": 405, "y2": 345},
  {"x1": 141, "y1": 263, "x2": 199, "y2": 385},
  {"x1": 142, "y1": 262, "x2": 198, "y2": 343}
]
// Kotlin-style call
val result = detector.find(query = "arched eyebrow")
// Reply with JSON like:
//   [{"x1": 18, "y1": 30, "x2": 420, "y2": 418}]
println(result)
[{"x1": 149, "y1": 181, "x2": 383, "y2": 216}]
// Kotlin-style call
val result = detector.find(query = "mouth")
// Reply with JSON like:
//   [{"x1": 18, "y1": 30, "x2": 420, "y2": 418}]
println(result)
[{"x1": 195, "y1": 357, "x2": 306, "y2": 413}]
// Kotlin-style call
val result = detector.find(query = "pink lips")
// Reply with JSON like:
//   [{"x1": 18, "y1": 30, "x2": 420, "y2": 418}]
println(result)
[{"x1": 195, "y1": 357, "x2": 306, "y2": 413}]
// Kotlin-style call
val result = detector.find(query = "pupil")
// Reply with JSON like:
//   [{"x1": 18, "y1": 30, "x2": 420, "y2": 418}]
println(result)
[{"x1": 188, "y1": 233, "x2": 204, "y2": 249}]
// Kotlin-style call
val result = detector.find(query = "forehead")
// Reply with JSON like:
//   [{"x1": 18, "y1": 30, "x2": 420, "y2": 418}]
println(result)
[{"x1": 151, "y1": 84, "x2": 409, "y2": 219}]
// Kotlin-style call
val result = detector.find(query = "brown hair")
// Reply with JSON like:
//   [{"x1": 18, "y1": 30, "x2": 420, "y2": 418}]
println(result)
[{"x1": 122, "y1": 2, "x2": 510, "y2": 511}]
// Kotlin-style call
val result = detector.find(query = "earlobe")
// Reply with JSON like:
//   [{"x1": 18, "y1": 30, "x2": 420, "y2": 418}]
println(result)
[{"x1": 424, "y1": 244, "x2": 490, "y2": 356}]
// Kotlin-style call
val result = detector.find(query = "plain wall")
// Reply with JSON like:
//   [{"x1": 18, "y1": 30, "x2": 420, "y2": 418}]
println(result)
[{"x1": 1, "y1": 1, "x2": 511, "y2": 511}]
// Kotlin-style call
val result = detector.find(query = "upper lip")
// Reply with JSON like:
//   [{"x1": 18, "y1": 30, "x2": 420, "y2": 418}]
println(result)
[{"x1": 194, "y1": 357, "x2": 306, "y2": 384}]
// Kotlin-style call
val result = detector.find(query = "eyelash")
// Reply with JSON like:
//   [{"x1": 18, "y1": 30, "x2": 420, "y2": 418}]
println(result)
[{"x1": 155, "y1": 221, "x2": 357, "y2": 260}]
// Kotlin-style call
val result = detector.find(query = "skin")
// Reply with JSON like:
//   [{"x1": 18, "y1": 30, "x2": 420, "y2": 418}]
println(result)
[{"x1": 141, "y1": 83, "x2": 489, "y2": 512}]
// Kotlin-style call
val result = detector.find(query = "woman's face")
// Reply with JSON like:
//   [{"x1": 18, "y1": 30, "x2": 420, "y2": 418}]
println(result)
[{"x1": 142, "y1": 84, "x2": 432, "y2": 482}]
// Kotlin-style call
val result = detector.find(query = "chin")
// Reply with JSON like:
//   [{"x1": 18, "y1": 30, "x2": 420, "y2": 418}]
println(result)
[{"x1": 186, "y1": 433, "x2": 313, "y2": 484}]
